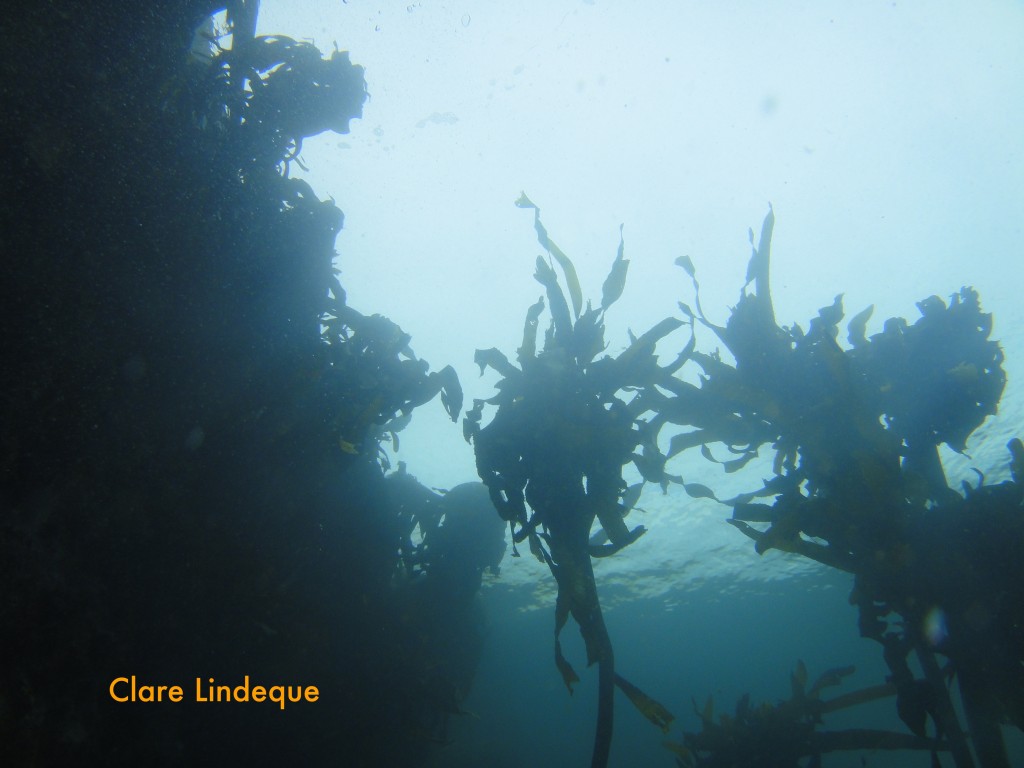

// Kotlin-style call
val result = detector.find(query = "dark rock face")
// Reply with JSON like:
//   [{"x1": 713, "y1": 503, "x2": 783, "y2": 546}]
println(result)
[{"x1": 0, "y1": 5, "x2": 474, "y2": 766}]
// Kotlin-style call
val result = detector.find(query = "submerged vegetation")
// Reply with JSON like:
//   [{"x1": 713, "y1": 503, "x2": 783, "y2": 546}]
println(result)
[
  {"x1": 665, "y1": 661, "x2": 942, "y2": 768},
  {"x1": 667, "y1": 210, "x2": 1019, "y2": 768},
  {"x1": 6, "y1": 2, "x2": 1022, "y2": 767},
  {"x1": 465, "y1": 195, "x2": 680, "y2": 766},
  {"x1": 3, "y1": 3, "x2": 472, "y2": 765},
  {"x1": 466, "y1": 199, "x2": 1020, "y2": 767}
]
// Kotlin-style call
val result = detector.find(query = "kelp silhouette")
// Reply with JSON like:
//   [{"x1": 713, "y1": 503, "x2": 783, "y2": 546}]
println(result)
[
  {"x1": 665, "y1": 209, "x2": 1017, "y2": 768},
  {"x1": 465, "y1": 195, "x2": 680, "y2": 767}
]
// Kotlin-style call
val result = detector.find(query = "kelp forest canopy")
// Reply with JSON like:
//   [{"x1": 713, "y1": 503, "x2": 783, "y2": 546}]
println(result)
[{"x1": 467, "y1": 199, "x2": 1021, "y2": 767}]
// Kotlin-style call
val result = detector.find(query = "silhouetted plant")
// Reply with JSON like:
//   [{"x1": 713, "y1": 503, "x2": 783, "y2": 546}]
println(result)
[
  {"x1": 662, "y1": 209, "x2": 1019, "y2": 768},
  {"x1": 665, "y1": 661, "x2": 944, "y2": 767},
  {"x1": 465, "y1": 195, "x2": 679, "y2": 767},
  {"x1": 166, "y1": 4, "x2": 367, "y2": 177},
  {"x1": 320, "y1": 289, "x2": 463, "y2": 467}
]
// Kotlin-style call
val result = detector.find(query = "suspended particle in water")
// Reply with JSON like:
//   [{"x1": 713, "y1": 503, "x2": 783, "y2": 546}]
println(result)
[
  {"x1": 923, "y1": 606, "x2": 949, "y2": 647},
  {"x1": 461, "y1": 13, "x2": 471, "y2": 27}
]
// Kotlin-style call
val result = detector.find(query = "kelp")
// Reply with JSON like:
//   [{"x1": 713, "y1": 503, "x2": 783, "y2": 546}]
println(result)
[
  {"x1": 666, "y1": 209, "x2": 1004, "y2": 518},
  {"x1": 664, "y1": 662, "x2": 944, "y2": 768},
  {"x1": 515, "y1": 193, "x2": 584, "y2": 319},
  {"x1": 165, "y1": 10, "x2": 368, "y2": 178},
  {"x1": 465, "y1": 197, "x2": 680, "y2": 767},
  {"x1": 2, "y1": 2, "x2": 473, "y2": 765},
  {"x1": 320, "y1": 281, "x2": 461, "y2": 468},
  {"x1": 662, "y1": 209, "x2": 1020, "y2": 768}
]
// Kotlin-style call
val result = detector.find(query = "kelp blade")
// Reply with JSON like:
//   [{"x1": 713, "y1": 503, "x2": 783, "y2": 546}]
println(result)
[{"x1": 614, "y1": 673, "x2": 675, "y2": 733}]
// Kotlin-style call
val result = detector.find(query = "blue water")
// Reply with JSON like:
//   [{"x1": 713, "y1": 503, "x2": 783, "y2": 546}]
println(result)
[
  {"x1": 443, "y1": 572, "x2": 870, "y2": 766},
  {"x1": 436, "y1": 568, "x2": 1023, "y2": 767}
]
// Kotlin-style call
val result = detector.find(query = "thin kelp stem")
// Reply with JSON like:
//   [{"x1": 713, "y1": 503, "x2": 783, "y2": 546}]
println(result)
[
  {"x1": 593, "y1": 651, "x2": 614, "y2": 768},
  {"x1": 916, "y1": 645, "x2": 975, "y2": 768},
  {"x1": 957, "y1": 659, "x2": 1010, "y2": 768},
  {"x1": 550, "y1": 532, "x2": 617, "y2": 767},
  {"x1": 584, "y1": 557, "x2": 615, "y2": 768},
  {"x1": 546, "y1": 527, "x2": 618, "y2": 767}
]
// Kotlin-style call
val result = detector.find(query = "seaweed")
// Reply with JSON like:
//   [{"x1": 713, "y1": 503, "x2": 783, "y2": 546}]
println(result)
[
  {"x1": 0, "y1": 4, "x2": 467, "y2": 765},
  {"x1": 664, "y1": 662, "x2": 945, "y2": 768},
  {"x1": 465, "y1": 196, "x2": 680, "y2": 767},
  {"x1": 320, "y1": 293, "x2": 462, "y2": 467},
  {"x1": 164, "y1": 6, "x2": 368, "y2": 178},
  {"x1": 664, "y1": 209, "x2": 1020, "y2": 767}
]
